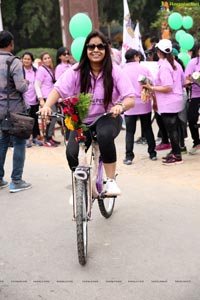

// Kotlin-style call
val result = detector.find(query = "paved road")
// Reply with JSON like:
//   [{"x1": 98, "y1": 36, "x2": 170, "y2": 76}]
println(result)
[{"x1": 0, "y1": 128, "x2": 200, "y2": 300}]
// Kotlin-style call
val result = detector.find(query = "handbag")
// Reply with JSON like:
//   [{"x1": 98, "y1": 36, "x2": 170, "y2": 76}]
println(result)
[{"x1": 1, "y1": 57, "x2": 35, "y2": 139}]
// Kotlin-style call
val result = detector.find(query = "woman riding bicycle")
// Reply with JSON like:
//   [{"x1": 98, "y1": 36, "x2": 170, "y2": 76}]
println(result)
[{"x1": 39, "y1": 30, "x2": 135, "y2": 196}]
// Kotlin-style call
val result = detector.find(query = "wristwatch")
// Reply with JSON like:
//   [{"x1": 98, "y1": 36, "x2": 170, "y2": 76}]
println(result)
[{"x1": 117, "y1": 102, "x2": 126, "y2": 113}]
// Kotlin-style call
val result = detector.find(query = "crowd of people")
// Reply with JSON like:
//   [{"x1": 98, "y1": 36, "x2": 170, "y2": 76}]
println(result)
[{"x1": 0, "y1": 28, "x2": 200, "y2": 193}]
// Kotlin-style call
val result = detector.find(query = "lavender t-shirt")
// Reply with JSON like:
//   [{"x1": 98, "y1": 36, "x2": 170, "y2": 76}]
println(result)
[
  {"x1": 122, "y1": 61, "x2": 153, "y2": 115},
  {"x1": 55, "y1": 63, "x2": 72, "y2": 80},
  {"x1": 23, "y1": 67, "x2": 37, "y2": 106},
  {"x1": 54, "y1": 63, "x2": 135, "y2": 123},
  {"x1": 184, "y1": 57, "x2": 200, "y2": 99},
  {"x1": 35, "y1": 65, "x2": 54, "y2": 98},
  {"x1": 154, "y1": 59, "x2": 184, "y2": 113}
]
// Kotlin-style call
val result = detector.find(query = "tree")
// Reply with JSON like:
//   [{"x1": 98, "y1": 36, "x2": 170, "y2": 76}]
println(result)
[
  {"x1": 151, "y1": 5, "x2": 200, "y2": 42},
  {"x1": 1, "y1": 0, "x2": 62, "y2": 53},
  {"x1": 98, "y1": 0, "x2": 162, "y2": 39}
]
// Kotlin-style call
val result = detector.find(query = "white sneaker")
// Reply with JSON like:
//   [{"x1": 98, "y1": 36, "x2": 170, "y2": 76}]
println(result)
[
  {"x1": 189, "y1": 145, "x2": 200, "y2": 155},
  {"x1": 69, "y1": 193, "x2": 73, "y2": 205},
  {"x1": 104, "y1": 179, "x2": 121, "y2": 196}
]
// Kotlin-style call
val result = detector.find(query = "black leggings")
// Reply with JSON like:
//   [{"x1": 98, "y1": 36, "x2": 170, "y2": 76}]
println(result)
[
  {"x1": 29, "y1": 104, "x2": 40, "y2": 139},
  {"x1": 187, "y1": 97, "x2": 200, "y2": 146},
  {"x1": 66, "y1": 115, "x2": 122, "y2": 170},
  {"x1": 161, "y1": 113, "x2": 181, "y2": 155}
]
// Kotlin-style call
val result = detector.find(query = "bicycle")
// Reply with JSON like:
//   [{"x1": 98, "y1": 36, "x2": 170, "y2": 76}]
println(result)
[{"x1": 52, "y1": 112, "x2": 117, "y2": 266}]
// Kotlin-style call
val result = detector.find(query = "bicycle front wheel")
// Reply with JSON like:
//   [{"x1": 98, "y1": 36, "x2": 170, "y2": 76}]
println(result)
[
  {"x1": 97, "y1": 160, "x2": 115, "y2": 218},
  {"x1": 75, "y1": 178, "x2": 88, "y2": 266}
]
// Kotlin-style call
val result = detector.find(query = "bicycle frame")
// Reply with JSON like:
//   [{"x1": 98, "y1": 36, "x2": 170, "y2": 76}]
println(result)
[{"x1": 71, "y1": 128, "x2": 101, "y2": 221}]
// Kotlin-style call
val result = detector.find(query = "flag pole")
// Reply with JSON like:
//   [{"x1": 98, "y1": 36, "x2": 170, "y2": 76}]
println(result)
[{"x1": 0, "y1": 0, "x2": 3, "y2": 30}]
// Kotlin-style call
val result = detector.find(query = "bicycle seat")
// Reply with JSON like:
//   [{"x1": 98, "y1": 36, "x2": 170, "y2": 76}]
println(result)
[{"x1": 86, "y1": 112, "x2": 113, "y2": 129}]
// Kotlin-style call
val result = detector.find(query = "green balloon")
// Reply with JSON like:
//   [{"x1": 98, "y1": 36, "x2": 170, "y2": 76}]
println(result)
[
  {"x1": 69, "y1": 13, "x2": 92, "y2": 39},
  {"x1": 182, "y1": 16, "x2": 193, "y2": 30},
  {"x1": 175, "y1": 30, "x2": 186, "y2": 43},
  {"x1": 71, "y1": 37, "x2": 86, "y2": 62},
  {"x1": 168, "y1": 12, "x2": 183, "y2": 30},
  {"x1": 178, "y1": 52, "x2": 191, "y2": 67},
  {"x1": 179, "y1": 33, "x2": 194, "y2": 50},
  {"x1": 180, "y1": 48, "x2": 187, "y2": 53}
]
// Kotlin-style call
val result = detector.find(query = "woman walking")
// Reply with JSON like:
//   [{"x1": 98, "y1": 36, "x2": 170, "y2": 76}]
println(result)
[
  {"x1": 21, "y1": 51, "x2": 43, "y2": 147},
  {"x1": 122, "y1": 49, "x2": 157, "y2": 164},
  {"x1": 143, "y1": 39, "x2": 184, "y2": 165},
  {"x1": 35, "y1": 51, "x2": 60, "y2": 147},
  {"x1": 184, "y1": 43, "x2": 200, "y2": 154}
]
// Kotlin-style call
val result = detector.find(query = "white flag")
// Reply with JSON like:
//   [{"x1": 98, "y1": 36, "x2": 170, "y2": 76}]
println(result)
[
  {"x1": 0, "y1": 4, "x2": 3, "y2": 31},
  {"x1": 122, "y1": 0, "x2": 146, "y2": 63},
  {"x1": 122, "y1": 0, "x2": 135, "y2": 64},
  {"x1": 134, "y1": 21, "x2": 146, "y2": 59}
]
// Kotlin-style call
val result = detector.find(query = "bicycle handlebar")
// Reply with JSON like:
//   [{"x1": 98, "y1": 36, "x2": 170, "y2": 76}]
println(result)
[{"x1": 50, "y1": 111, "x2": 113, "y2": 128}]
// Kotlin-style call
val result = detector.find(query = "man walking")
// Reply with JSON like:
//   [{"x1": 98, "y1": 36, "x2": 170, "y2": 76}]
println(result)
[{"x1": 0, "y1": 30, "x2": 32, "y2": 192}]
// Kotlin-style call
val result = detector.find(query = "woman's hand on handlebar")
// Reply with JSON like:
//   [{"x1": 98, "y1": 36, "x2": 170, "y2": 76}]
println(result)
[
  {"x1": 110, "y1": 103, "x2": 124, "y2": 117},
  {"x1": 37, "y1": 105, "x2": 52, "y2": 119}
]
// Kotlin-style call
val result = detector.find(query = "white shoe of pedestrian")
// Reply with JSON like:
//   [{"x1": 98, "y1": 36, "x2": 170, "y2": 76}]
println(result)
[
  {"x1": 69, "y1": 194, "x2": 73, "y2": 205},
  {"x1": 189, "y1": 145, "x2": 200, "y2": 155},
  {"x1": 104, "y1": 178, "x2": 121, "y2": 196}
]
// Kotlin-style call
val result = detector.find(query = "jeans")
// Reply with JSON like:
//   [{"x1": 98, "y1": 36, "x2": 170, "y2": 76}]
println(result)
[
  {"x1": 125, "y1": 113, "x2": 156, "y2": 160},
  {"x1": 0, "y1": 125, "x2": 26, "y2": 182},
  {"x1": 161, "y1": 113, "x2": 181, "y2": 155}
]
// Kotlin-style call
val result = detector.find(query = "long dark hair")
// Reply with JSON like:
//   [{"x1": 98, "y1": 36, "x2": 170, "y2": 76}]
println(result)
[
  {"x1": 40, "y1": 51, "x2": 54, "y2": 72},
  {"x1": 56, "y1": 46, "x2": 70, "y2": 65},
  {"x1": 159, "y1": 50, "x2": 177, "y2": 70},
  {"x1": 191, "y1": 42, "x2": 200, "y2": 64},
  {"x1": 76, "y1": 30, "x2": 113, "y2": 109}
]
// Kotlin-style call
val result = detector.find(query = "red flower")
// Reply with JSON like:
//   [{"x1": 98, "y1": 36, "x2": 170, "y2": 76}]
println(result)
[
  {"x1": 71, "y1": 114, "x2": 79, "y2": 122},
  {"x1": 70, "y1": 97, "x2": 79, "y2": 105},
  {"x1": 62, "y1": 98, "x2": 71, "y2": 105}
]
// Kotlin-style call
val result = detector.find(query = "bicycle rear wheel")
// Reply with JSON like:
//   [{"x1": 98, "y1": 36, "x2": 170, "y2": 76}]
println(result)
[
  {"x1": 96, "y1": 160, "x2": 115, "y2": 218},
  {"x1": 75, "y1": 178, "x2": 88, "y2": 265}
]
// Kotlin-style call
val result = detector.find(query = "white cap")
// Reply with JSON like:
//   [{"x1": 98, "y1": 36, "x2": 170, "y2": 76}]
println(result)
[{"x1": 155, "y1": 39, "x2": 172, "y2": 53}]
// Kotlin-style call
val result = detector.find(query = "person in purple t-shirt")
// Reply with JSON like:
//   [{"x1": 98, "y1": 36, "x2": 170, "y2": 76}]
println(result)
[
  {"x1": 22, "y1": 51, "x2": 43, "y2": 147},
  {"x1": 55, "y1": 47, "x2": 72, "y2": 81},
  {"x1": 143, "y1": 39, "x2": 184, "y2": 165},
  {"x1": 184, "y1": 43, "x2": 200, "y2": 154},
  {"x1": 35, "y1": 51, "x2": 60, "y2": 147},
  {"x1": 39, "y1": 30, "x2": 135, "y2": 196},
  {"x1": 122, "y1": 49, "x2": 157, "y2": 165}
]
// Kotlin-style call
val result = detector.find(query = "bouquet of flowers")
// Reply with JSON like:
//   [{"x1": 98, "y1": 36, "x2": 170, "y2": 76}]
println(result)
[
  {"x1": 192, "y1": 71, "x2": 200, "y2": 86},
  {"x1": 62, "y1": 93, "x2": 92, "y2": 131},
  {"x1": 138, "y1": 74, "x2": 153, "y2": 103}
]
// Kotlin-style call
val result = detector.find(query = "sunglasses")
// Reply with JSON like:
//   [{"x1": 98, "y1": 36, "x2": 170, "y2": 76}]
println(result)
[
  {"x1": 63, "y1": 52, "x2": 69, "y2": 56},
  {"x1": 86, "y1": 43, "x2": 106, "y2": 51}
]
